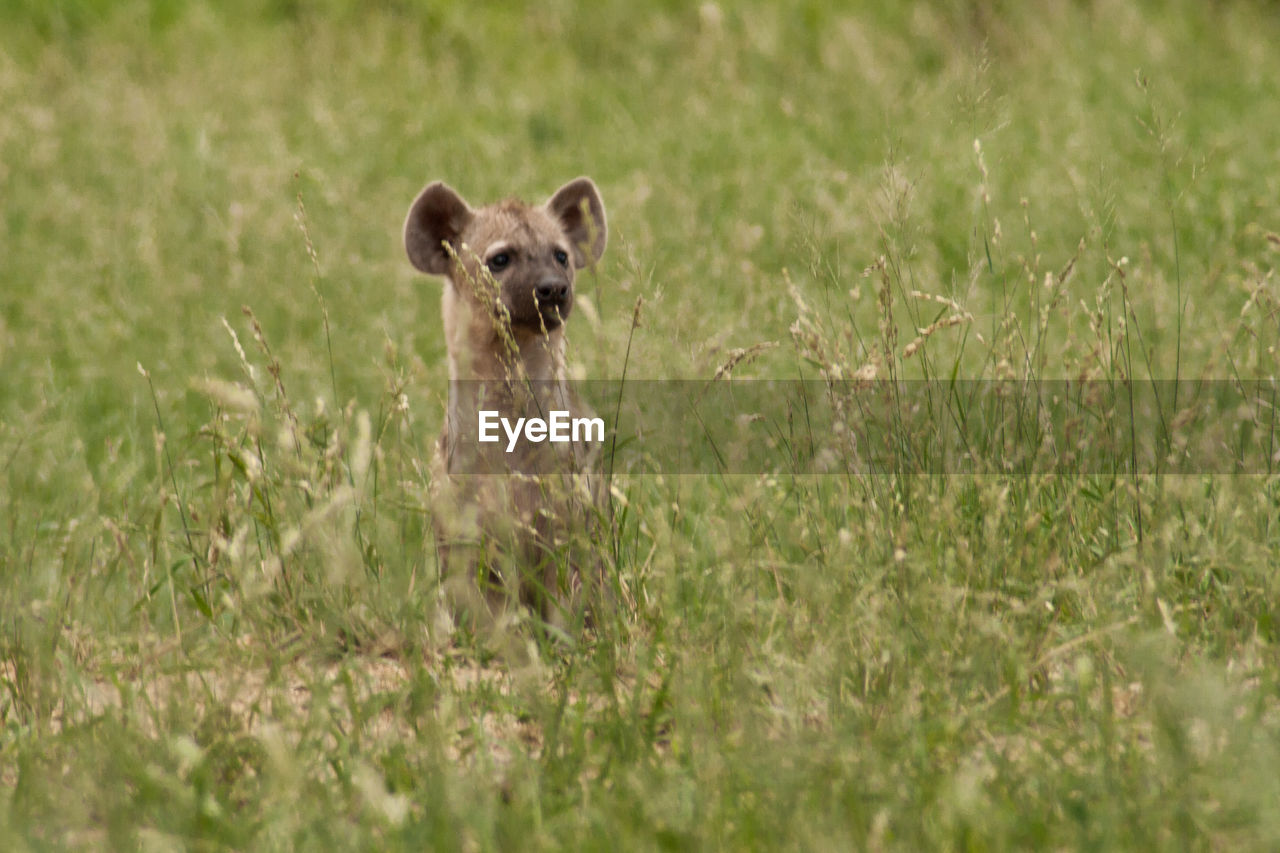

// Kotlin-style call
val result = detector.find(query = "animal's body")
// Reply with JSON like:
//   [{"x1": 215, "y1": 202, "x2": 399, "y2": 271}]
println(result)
[{"x1": 403, "y1": 178, "x2": 607, "y2": 623}]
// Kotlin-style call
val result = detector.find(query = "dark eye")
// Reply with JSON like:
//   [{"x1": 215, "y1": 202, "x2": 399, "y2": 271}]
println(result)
[
  {"x1": 553, "y1": 249, "x2": 570, "y2": 268},
  {"x1": 487, "y1": 252, "x2": 510, "y2": 272}
]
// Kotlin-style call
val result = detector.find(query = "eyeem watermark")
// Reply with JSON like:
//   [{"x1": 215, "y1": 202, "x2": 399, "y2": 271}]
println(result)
[
  {"x1": 478, "y1": 410, "x2": 606, "y2": 453},
  {"x1": 452, "y1": 380, "x2": 1280, "y2": 474}
]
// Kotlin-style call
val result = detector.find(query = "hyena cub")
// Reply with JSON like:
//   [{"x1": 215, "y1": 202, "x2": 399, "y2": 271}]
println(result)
[{"x1": 403, "y1": 177, "x2": 607, "y2": 625}]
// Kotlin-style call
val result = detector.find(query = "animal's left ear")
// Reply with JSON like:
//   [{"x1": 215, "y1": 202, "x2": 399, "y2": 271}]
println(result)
[{"x1": 545, "y1": 177, "x2": 607, "y2": 268}]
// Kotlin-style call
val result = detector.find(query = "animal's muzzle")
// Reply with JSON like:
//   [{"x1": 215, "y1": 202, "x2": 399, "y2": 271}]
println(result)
[{"x1": 535, "y1": 280, "x2": 570, "y2": 307}]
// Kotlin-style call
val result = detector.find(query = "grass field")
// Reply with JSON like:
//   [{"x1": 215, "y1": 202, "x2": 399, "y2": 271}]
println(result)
[{"x1": 3, "y1": 0, "x2": 1280, "y2": 848}]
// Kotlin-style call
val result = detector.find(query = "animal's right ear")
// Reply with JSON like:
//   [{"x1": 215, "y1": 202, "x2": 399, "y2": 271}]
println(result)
[{"x1": 404, "y1": 182, "x2": 474, "y2": 275}]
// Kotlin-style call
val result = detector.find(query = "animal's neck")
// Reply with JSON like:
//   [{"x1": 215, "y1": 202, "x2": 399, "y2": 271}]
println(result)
[
  {"x1": 444, "y1": 295, "x2": 570, "y2": 459},
  {"x1": 448, "y1": 327, "x2": 565, "y2": 382}
]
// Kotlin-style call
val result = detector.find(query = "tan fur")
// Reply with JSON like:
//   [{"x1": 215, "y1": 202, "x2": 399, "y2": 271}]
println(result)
[{"x1": 404, "y1": 178, "x2": 607, "y2": 625}]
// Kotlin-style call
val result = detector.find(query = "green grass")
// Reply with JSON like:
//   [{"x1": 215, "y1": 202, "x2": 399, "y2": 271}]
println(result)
[{"x1": 3, "y1": 0, "x2": 1280, "y2": 848}]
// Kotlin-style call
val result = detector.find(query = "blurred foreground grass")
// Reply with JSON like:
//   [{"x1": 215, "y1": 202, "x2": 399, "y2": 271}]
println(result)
[{"x1": 3, "y1": 0, "x2": 1280, "y2": 848}]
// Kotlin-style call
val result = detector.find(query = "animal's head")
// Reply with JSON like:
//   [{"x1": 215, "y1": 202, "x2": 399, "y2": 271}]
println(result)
[{"x1": 404, "y1": 178, "x2": 607, "y2": 332}]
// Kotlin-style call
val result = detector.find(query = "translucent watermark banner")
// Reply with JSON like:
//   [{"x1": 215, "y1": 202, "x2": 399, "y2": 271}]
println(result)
[{"x1": 444, "y1": 380, "x2": 1280, "y2": 475}]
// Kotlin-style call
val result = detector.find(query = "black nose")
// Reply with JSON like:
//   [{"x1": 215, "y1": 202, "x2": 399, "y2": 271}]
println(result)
[{"x1": 535, "y1": 280, "x2": 569, "y2": 305}]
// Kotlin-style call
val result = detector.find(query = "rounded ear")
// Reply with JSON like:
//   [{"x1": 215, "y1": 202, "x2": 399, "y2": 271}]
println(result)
[
  {"x1": 404, "y1": 182, "x2": 474, "y2": 275},
  {"x1": 545, "y1": 177, "x2": 607, "y2": 268}
]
